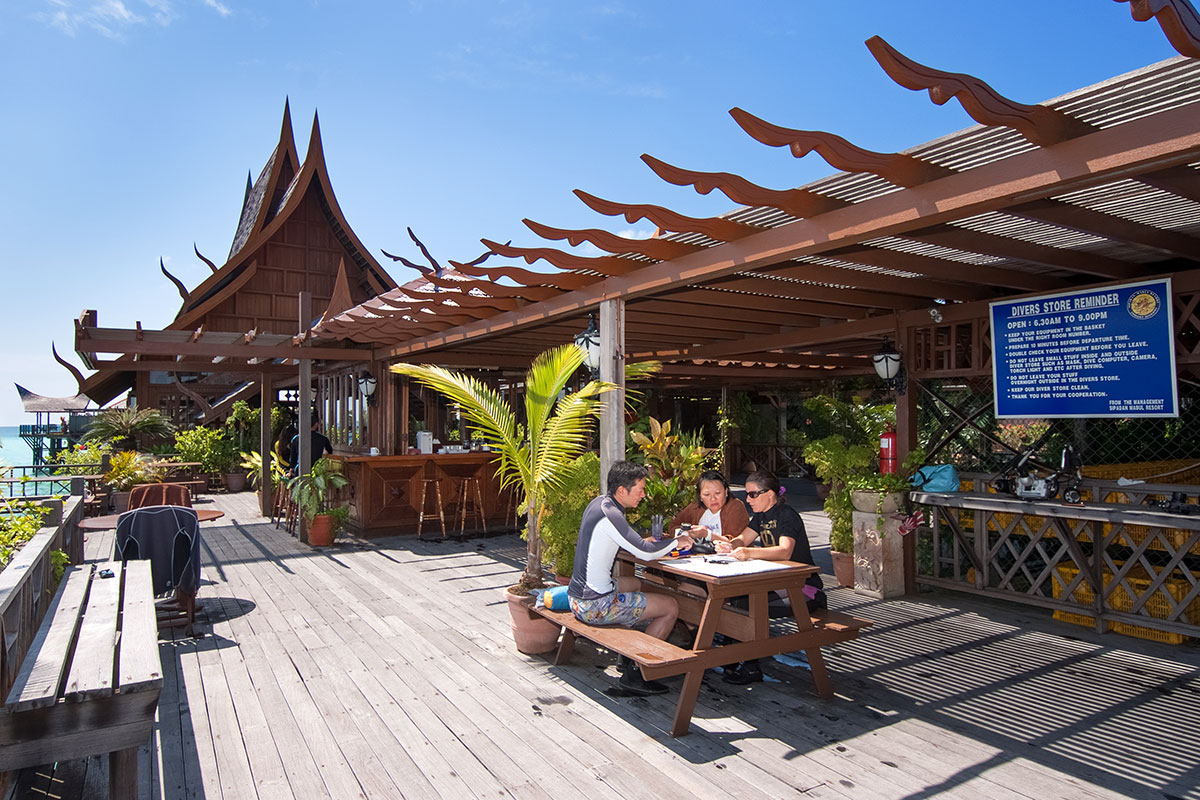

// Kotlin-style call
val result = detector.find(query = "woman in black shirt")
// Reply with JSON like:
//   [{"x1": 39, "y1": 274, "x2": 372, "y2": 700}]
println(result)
[{"x1": 717, "y1": 470, "x2": 826, "y2": 684}]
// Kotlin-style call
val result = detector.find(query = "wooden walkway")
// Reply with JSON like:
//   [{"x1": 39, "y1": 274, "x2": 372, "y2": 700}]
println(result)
[{"x1": 10, "y1": 491, "x2": 1200, "y2": 799}]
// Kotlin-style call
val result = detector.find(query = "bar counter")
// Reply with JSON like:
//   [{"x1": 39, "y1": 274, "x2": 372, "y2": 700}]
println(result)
[{"x1": 332, "y1": 452, "x2": 510, "y2": 537}]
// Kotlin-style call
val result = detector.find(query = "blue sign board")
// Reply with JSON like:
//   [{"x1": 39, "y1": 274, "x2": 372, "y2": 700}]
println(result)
[{"x1": 990, "y1": 278, "x2": 1177, "y2": 418}]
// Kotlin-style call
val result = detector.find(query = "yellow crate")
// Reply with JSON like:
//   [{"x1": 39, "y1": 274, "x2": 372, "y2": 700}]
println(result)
[
  {"x1": 1084, "y1": 461, "x2": 1200, "y2": 554},
  {"x1": 1052, "y1": 564, "x2": 1198, "y2": 644}
]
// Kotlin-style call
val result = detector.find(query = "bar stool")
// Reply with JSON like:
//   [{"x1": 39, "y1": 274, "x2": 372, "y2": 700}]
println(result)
[
  {"x1": 416, "y1": 478, "x2": 447, "y2": 540},
  {"x1": 451, "y1": 477, "x2": 486, "y2": 536}
]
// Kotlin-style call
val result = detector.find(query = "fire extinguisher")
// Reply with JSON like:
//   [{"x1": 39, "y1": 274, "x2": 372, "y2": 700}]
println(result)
[{"x1": 880, "y1": 427, "x2": 898, "y2": 475}]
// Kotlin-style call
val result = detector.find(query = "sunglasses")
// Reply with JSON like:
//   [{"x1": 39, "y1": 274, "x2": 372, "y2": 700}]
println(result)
[{"x1": 745, "y1": 489, "x2": 771, "y2": 499}]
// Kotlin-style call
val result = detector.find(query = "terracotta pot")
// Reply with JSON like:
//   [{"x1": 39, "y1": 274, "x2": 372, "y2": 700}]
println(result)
[
  {"x1": 308, "y1": 514, "x2": 335, "y2": 547},
  {"x1": 504, "y1": 587, "x2": 561, "y2": 654},
  {"x1": 831, "y1": 549, "x2": 854, "y2": 588},
  {"x1": 224, "y1": 472, "x2": 247, "y2": 493},
  {"x1": 112, "y1": 491, "x2": 131, "y2": 514}
]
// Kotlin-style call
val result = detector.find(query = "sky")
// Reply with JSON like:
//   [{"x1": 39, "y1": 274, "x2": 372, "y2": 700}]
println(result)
[{"x1": 0, "y1": 0, "x2": 1183, "y2": 425}]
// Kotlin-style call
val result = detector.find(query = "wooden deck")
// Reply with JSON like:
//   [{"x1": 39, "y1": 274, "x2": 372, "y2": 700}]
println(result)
[{"x1": 10, "y1": 491, "x2": 1199, "y2": 799}]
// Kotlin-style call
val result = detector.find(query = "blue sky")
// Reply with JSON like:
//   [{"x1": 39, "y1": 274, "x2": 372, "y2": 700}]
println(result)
[{"x1": 0, "y1": 0, "x2": 1181, "y2": 425}]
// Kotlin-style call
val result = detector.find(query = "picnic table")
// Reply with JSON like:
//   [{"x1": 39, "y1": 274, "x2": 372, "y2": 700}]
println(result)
[
  {"x1": 534, "y1": 553, "x2": 871, "y2": 735},
  {"x1": 78, "y1": 508, "x2": 225, "y2": 531}
]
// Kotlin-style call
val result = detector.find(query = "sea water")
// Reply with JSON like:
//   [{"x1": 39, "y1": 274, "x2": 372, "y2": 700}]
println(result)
[{"x1": 0, "y1": 426, "x2": 34, "y2": 469}]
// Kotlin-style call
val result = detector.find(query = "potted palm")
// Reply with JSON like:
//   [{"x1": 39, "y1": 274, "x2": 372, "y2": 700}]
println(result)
[
  {"x1": 392, "y1": 344, "x2": 657, "y2": 654},
  {"x1": 287, "y1": 456, "x2": 350, "y2": 547}
]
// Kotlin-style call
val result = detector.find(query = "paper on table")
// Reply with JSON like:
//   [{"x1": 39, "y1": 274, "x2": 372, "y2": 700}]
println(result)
[{"x1": 665, "y1": 557, "x2": 792, "y2": 578}]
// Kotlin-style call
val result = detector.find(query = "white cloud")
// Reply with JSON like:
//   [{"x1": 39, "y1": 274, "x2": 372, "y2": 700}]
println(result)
[
  {"x1": 618, "y1": 228, "x2": 654, "y2": 240},
  {"x1": 36, "y1": 0, "x2": 228, "y2": 39},
  {"x1": 202, "y1": 0, "x2": 231, "y2": 17}
]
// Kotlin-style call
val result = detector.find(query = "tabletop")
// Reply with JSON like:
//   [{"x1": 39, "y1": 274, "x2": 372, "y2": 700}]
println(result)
[{"x1": 78, "y1": 508, "x2": 225, "y2": 531}]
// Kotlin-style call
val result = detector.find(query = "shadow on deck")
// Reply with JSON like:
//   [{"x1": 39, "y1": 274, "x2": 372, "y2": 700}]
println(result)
[{"x1": 11, "y1": 490, "x2": 1197, "y2": 799}]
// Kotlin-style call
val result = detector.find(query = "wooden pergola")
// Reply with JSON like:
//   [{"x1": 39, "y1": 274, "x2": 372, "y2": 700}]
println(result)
[
  {"x1": 70, "y1": 2, "x2": 1200, "y2": 499},
  {"x1": 309, "y1": 5, "x2": 1200, "y2": 467}
]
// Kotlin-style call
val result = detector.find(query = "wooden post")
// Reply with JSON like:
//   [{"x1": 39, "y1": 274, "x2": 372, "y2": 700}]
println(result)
[
  {"x1": 399, "y1": 374, "x2": 409, "y2": 455},
  {"x1": 599, "y1": 298, "x2": 626, "y2": 493},
  {"x1": 896, "y1": 324, "x2": 918, "y2": 595},
  {"x1": 298, "y1": 292, "x2": 312, "y2": 544},
  {"x1": 260, "y1": 373, "x2": 273, "y2": 516}
]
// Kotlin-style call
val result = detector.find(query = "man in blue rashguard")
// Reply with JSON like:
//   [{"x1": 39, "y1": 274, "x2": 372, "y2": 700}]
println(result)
[{"x1": 567, "y1": 460, "x2": 695, "y2": 696}]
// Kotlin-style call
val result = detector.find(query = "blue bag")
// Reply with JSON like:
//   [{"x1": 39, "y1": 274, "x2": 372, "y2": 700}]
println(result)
[
  {"x1": 541, "y1": 584, "x2": 571, "y2": 611},
  {"x1": 911, "y1": 464, "x2": 960, "y2": 492}
]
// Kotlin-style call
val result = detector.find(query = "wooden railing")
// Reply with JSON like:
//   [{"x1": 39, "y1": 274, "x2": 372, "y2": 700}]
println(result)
[
  {"x1": 913, "y1": 475, "x2": 1200, "y2": 643},
  {"x1": 0, "y1": 497, "x2": 85, "y2": 700},
  {"x1": 731, "y1": 443, "x2": 808, "y2": 478}
]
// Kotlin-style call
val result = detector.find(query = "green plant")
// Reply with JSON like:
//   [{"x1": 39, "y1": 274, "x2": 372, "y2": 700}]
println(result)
[
  {"x1": 540, "y1": 452, "x2": 601, "y2": 577},
  {"x1": 84, "y1": 407, "x2": 175, "y2": 451},
  {"x1": 103, "y1": 451, "x2": 165, "y2": 492},
  {"x1": 174, "y1": 426, "x2": 239, "y2": 474},
  {"x1": 50, "y1": 549, "x2": 70, "y2": 585},
  {"x1": 225, "y1": 400, "x2": 258, "y2": 453},
  {"x1": 392, "y1": 344, "x2": 658, "y2": 592},
  {"x1": 846, "y1": 448, "x2": 927, "y2": 531},
  {"x1": 241, "y1": 450, "x2": 287, "y2": 491},
  {"x1": 626, "y1": 417, "x2": 714, "y2": 528},
  {"x1": 287, "y1": 457, "x2": 350, "y2": 523},
  {"x1": 804, "y1": 435, "x2": 874, "y2": 553},
  {"x1": 0, "y1": 500, "x2": 52, "y2": 569},
  {"x1": 50, "y1": 442, "x2": 111, "y2": 475}
]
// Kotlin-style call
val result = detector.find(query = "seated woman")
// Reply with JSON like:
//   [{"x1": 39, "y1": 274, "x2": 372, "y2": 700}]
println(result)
[
  {"x1": 669, "y1": 469, "x2": 749, "y2": 543},
  {"x1": 715, "y1": 469, "x2": 827, "y2": 685}
]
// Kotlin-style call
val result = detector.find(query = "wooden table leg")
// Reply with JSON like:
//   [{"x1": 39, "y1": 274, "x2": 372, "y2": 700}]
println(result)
[
  {"x1": 109, "y1": 747, "x2": 138, "y2": 799},
  {"x1": 804, "y1": 647, "x2": 835, "y2": 699},
  {"x1": 670, "y1": 669, "x2": 704, "y2": 737},
  {"x1": 553, "y1": 628, "x2": 576, "y2": 665}
]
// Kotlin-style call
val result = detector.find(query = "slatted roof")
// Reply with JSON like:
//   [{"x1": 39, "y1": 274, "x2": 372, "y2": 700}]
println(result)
[{"x1": 313, "y1": 9, "x2": 1200, "y2": 385}]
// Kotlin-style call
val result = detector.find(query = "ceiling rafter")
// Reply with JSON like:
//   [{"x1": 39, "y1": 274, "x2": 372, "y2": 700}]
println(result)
[
  {"x1": 523, "y1": 219, "x2": 696, "y2": 261},
  {"x1": 729, "y1": 108, "x2": 951, "y2": 187},
  {"x1": 866, "y1": 36, "x2": 1095, "y2": 146},
  {"x1": 820, "y1": 245, "x2": 1066, "y2": 292},
  {"x1": 641, "y1": 154, "x2": 846, "y2": 218},
  {"x1": 479, "y1": 239, "x2": 630, "y2": 279},
  {"x1": 1011, "y1": 199, "x2": 1200, "y2": 261},
  {"x1": 754, "y1": 259, "x2": 991, "y2": 301},
  {"x1": 573, "y1": 189, "x2": 758, "y2": 242}
]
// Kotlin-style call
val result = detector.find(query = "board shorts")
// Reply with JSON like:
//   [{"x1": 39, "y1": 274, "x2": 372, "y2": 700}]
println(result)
[{"x1": 569, "y1": 589, "x2": 648, "y2": 626}]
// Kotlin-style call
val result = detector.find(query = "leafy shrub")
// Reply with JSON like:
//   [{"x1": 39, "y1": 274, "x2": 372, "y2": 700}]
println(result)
[
  {"x1": 540, "y1": 452, "x2": 601, "y2": 577},
  {"x1": 0, "y1": 501, "x2": 52, "y2": 569},
  {"x1": 104, "y1": 451, "x2": 165, "y2": 491},
  {"x1": 174, "y1": 426, "x2": 238, "y2": 474},
  {"x1": 50, "y1": 442, "x2": 111, "y2": 475}
]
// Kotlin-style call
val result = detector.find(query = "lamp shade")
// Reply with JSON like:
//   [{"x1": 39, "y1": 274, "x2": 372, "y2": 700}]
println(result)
[
  {"x1": 358, "y1": 372, "x2": 377, "y2": 398},
  {"x1": 574, "y1": 316, "x2": 601, "y2": 373},
  {"x1": 872, "y1": 341, "x2": 903, "y2": 381}
]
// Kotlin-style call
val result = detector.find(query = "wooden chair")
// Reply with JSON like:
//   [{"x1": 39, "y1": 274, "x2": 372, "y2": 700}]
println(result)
[{"x1": 128, "y1": 482, "x2": 192, "y2": 510}]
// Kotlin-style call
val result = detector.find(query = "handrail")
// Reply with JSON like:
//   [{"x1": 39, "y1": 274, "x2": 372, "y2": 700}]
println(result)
[{"x1": 0, "y1": 497, "x2": 85, "y2": 702}]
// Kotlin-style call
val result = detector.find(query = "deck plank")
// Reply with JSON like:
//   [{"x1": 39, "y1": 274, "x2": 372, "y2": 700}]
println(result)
[{"x1": 27, "y1": 491, "x2": 1200, "y2": 800}]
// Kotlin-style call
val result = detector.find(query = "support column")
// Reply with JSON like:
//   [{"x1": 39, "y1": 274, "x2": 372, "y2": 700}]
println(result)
[
  {"x1": 896, "y1": 324, "x2": 918, "y2": 595},
  {"x1": 260, "y1": 373, "x2": 273, "y2": 516},
  {"x1": 298, "y1": 292, "x2": 312, "y2": 544},
  {"x1": 598, "y1": 299, "x2": 625, "y2": 493}
]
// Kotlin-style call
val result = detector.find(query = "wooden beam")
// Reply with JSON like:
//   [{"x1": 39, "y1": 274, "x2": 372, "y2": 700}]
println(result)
[
  {"x1": 76, "y1": 328, "x2": 371, "y2": 361},
  {"x1": 1011, "y1": 199, "x2": 1200, "y2": 261},
  {"x1": 599, "y1": 299, "x2": 625, "y2": 492},
  {"x1": 820, "y1": 246, "x2": 1065, "y2": 292},
  {"x1": 375, "y1": 103, "x2": 1200, "y2": 360}
]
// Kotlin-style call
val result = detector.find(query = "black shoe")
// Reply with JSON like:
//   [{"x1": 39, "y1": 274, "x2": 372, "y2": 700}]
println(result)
[
  {"x1": 619, "y1": 667, "x2": 670, "y2": 696},
  {"x1": 722, "y1": 662, "x2": 763, "y2": 685}
]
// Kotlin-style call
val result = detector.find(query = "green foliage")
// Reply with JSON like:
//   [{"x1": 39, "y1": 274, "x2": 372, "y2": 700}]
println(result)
[
  {"x1": 225, "y1": 400, "x2": 258, "y2": 452},
  {"x1": 50, "y1": 442, "x2": 111, "y2": 475},
  {"x1": 84, "y1": 407, "x2": 175, "y2": 451},
  {"x1": 103, "y1": 451, "x2": 165, "y2": 492},
  {"x1": 50, "y1": 549, "x2": 69, "y2": 585},
  {"x1": 0, "y1": 501, "x2": 52, "y2": 569},
  {"x1": 287, "y1": 457, "x2": 350, "y2": 524},
  {"x1": 540, "y1": 452, "x2": 601, "y2": 577},
  {"x1": 627, "y1": 417, "x2": 714, "y2": 529},
  {"x1": 174, "y1": 426, "x2": 239, "y2": 474},
  {"x1": 240, "y1": 449, "x2": 287, "y2": 491},
  {"x1": 392, "y1": 345, "x2": 660, "y2": 592},
  {"x1": 804, "y1": 435, "x2": 874, "y2": 553},
  {"x1": 728, "y1": 392, "x2": 775, "y2": 442},
  {"x1": 802, "y1": 395, "x2": 893, "y2": 444}
]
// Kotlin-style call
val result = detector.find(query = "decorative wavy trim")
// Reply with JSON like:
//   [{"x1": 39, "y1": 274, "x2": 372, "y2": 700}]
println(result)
[
  {"x1": 439, "y1": 267, "x2": 563, "y2": 300},
  {"x1": 641, "y1": 154, "x2": 847, "y2": 216},
  {"x1": 1120, "y1": 0, "x2": 1200, "y2": 57},
  {"x1": 399, "y1": 287, "x2": 518, "y2": 312},
  {"x1": 866, "y1": 36, "x2": 1094, "y2": 146},
  {"x1": 480, "y1": 239, "x2": 630, "y2": 281},
  {"x1": 51, "y1": 344, "x2": 86, "y2": 394},
  {"x1": 172, "y1": 376, "x2": 214, "y2": 421},
  {"x1": 523, "y1": 219, "x2": 697, "y2": 261},
  {"x1": 573, "y1": 190, "x2": 756, "y2": 242},
  {"x1": 160, "y1": 258, "x2": 189, "y2": 302},
  {"x1": 730, "y1": 107, "x2": 952, "y2": 186},
  {"x1": 193, "y1": 244, "x2": 219, "y2": 273}
]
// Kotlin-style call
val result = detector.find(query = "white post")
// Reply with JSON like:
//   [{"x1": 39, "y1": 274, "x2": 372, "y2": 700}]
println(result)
[{"x1": 598, "y1": 298, "x2": 625, "y2": 494}]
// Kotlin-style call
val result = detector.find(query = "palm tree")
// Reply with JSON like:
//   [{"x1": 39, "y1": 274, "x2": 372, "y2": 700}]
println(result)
[
  {"x1": 392, "y1": 344, "x2": 655, "y2": 591},
  {"x1": 84, "y1": 407, "x2": 175, "y2": 452}
]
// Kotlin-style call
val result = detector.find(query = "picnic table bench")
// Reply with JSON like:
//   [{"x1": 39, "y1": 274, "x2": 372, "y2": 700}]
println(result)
[
  {"x1": 532, "y1": 560, "x2": 871, "y2": 736},
  {"x1": 0, "y1": 561, "x2": 162, "y2": 798}
]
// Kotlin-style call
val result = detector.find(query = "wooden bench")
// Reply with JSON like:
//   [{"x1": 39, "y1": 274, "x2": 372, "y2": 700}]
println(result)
[
  {"x1": 0, "y1": 562, "x2": 162, "y2": 798},
  {"x1": 532, "y1": 601, "x2": 871, "y2": 736}
]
